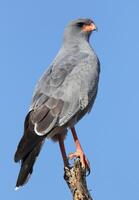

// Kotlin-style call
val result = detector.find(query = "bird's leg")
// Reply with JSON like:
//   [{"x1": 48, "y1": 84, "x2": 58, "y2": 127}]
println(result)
[
  {"x1": 58, "y1": 135, "x2": 69, "y2": 167},
  {"x1": 69, "y1": 127, "x2": 90, "y2": 171}
]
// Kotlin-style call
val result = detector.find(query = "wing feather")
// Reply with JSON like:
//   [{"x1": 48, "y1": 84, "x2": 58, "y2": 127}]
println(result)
[{"x1": 29, "y1": 52, "x2": 99, "y2": 136}]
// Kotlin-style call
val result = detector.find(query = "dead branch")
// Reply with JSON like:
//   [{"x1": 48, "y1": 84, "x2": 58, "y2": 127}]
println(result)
[{"x1": 64, "y1": 158, "x2": 93, "y2": 200}]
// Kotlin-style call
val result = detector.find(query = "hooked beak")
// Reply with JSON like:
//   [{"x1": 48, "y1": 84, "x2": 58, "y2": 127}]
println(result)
[{"x1": 82, "y1": 23, "x2": 98, "y2": 32}]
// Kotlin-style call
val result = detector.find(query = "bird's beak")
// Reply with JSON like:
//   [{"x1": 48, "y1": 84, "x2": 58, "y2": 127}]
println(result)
[{"x1": 82, "y1": 23, "x2": 98, "y2": 32}]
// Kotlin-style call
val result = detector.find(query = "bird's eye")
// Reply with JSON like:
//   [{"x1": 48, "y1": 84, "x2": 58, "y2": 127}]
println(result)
[{"x1": 77, "y1": 22, "x2": 84, "y2": 27}]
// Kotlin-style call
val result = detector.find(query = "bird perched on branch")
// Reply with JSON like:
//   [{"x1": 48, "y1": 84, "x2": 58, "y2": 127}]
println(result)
[{"x1": 14, "y1": 18, "x2": 100, "y2": 189}]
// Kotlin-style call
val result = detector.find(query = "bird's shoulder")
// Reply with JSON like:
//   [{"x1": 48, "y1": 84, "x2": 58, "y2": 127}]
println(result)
[{"x1": 29, "y1": 50, "x2": 77, "y2": 109}]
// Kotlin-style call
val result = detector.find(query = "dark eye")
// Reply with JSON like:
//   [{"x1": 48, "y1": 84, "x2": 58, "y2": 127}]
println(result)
[{"x1": 77, "y1": 22, "x2": 84, "y2": 27}]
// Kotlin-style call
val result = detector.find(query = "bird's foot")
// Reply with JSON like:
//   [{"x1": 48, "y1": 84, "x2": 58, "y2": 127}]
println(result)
[{"x1": 68, "y1": 150, "x2": 90, "y2": 174}]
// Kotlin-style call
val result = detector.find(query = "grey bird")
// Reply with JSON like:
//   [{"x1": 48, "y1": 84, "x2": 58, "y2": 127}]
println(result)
[{"x1": 14, "y1": 18, "x2": 100, "y2": 189}]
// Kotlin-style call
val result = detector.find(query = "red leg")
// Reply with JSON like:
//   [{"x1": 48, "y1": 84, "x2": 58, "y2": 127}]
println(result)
[
  {"x1": 69, "y1": 127, "x2": 90, "y2": 170},
  {"x1": 58, "y1": 135, "x2": 69, "y2": 167}
]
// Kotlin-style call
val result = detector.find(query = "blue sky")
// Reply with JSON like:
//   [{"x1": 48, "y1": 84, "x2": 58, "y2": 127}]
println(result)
[{"x1": 1, "y1": 0, "x2": 139, "y2": 199}]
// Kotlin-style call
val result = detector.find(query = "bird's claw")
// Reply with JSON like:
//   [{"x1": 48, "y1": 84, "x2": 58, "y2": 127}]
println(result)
[{"x1": 68, "y1": 151, "x2": 90, "y2": 175}]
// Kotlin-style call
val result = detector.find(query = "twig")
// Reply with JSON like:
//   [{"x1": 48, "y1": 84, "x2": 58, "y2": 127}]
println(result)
[{"x1": 64, "y1": 158, "x2": 93, "y2": 200}]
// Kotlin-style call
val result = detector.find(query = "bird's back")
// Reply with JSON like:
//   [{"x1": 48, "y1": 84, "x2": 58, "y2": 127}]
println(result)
[{"x1": 30, "y1": 43, "x2": 100, "y2": 129}]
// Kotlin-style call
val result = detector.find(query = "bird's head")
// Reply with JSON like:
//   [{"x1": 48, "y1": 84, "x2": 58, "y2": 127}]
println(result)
[{"x1": 63, "y1": 18, "x2": 97, "y2": 44}]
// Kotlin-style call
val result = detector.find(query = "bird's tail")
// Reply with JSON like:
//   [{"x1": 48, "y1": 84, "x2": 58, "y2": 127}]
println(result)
[
  {"x1": 14, "y1": 112, "x2": 44, "y2": 189},
  {"x1": 15, "y1": 140, "x2": 43, "y2": 189}
]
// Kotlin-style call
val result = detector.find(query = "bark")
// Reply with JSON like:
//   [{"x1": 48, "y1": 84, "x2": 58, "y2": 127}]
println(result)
[{"x1": 64, "y1": 158, "x2": 93, "y2": 200}]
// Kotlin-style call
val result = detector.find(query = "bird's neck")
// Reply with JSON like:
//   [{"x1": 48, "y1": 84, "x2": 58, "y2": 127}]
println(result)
[{"x1": 63, "y1": 38, "x2": 91, "y2": 51}]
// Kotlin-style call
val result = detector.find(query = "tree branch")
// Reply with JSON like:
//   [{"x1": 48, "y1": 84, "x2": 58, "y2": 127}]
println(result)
[{"x1": 64, "y1": 158, "x2": 93, "y2": 200}]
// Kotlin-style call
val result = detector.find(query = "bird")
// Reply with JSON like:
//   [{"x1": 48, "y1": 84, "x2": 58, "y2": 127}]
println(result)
[{"x1": 14, "y1": 18, "x2": 100, "y2": 189}]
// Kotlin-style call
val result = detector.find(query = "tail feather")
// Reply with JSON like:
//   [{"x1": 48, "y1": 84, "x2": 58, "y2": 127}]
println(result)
[
  {"x1": 14, "y1": 111, "x2": 45, "y2": 188},
  {"x1": 14, "y1": 112, "x2": 42, "y2": 162},
  {"x1": 15, "y1": 141, "x2": 43, "y2": 188},
  {"x1": 14, "y1": 133, "x2": 42, "y2": 163}
]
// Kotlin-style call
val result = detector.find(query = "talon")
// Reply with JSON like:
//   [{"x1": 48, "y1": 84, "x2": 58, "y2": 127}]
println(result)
[
  {"x1": 68, "y1": 152, "x2": 77, "y2": 160},
  {"x1": 68, "y1": 150, "x2": 90, "y2": 173}
]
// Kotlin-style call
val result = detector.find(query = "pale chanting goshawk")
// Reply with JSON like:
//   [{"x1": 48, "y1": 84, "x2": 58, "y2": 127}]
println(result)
[{"x1": 14, "y1": 18, "x2": 100, "y2": 189}]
